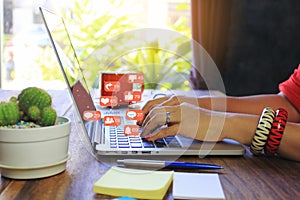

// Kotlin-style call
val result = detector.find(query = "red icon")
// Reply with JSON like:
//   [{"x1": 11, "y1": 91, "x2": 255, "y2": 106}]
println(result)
[
  {"x1": 126, "y1": 110, "x2": 144, "y2": 121},
  {"x1": 124, "y1": 91, "x2": 142, "y2": 102},
  {"x1": 100, "y1": 96, "x2": 118, "y2": 107},
  {"x1": 128, "y1": 74, "x2": 144, "y2": 83},
  {"x1": 124, "y1": 125, "x2": 140, "y2": 136},
  {"x1": 83, "y1": 110, "x2": 101, "y2": 121},
  {"x1": 103, "y1": 116, "x2": 121, "y2": 126},
  {"x1": 104, "y1": 81, "x2": 120, "y2": 92},
  {"x1": 100, "y1": 72, "x2": 144, "y2": 106}
]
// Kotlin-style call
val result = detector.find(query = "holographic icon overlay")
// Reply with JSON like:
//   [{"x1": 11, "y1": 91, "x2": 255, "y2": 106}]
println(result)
[{"x1": 83, "y1": 28, "x2": 226, "y2": 163}]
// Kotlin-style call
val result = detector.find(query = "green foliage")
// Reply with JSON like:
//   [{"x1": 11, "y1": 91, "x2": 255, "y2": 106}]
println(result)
[
  {"x1": 80, "y1": 0, "x2": 192, "y2": 90},
  {"x1": 37, "y1": 0, "x2": 192, "y2": 90},
  {"x1": 168, "y1": 1, "x2": 191, "y2": 37},
  {"x1": 61, "y1": 0, "x2": 138, "y2": 61},
  {"x1": 35, "y1": 47, "x2": 63, "y2": 80},
  {"x1": 109, "y1": 41, "x2": 192, "y2": 90},
  {"x1": 38, "y1": 0, "x2": 141, "y2": 87}
]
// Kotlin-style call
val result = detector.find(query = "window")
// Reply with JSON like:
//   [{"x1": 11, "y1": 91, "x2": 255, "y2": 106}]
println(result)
[{"x1": 1, "y1": 0, "x2": 191, "y2": 90}]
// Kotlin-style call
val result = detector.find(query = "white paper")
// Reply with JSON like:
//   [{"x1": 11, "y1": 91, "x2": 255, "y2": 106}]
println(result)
[{"x1": 173, "y1": 172, "x2": 225, "y2": 200}]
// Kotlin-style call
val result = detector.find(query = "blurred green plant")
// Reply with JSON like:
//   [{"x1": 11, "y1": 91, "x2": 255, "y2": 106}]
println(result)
[
  {"x1": 38, "y1": 0, "x2": 192, "y2": 90},
  {"x1": 61, "y1": 0, "x2": 139, "y2": 59},
  {"x1": 104, "y1": 1, "x2": 192, "y2": 90},
  {"x1": 105, "y1": 40, "x2": 192, "y2": 90},
  {"x1": 36, "y1": 46, "x2": 62, "y2": 80},
  {"x1": 168, "y1": 1, "x2": 191, "y2": 37},
  {"x1": 84, "y1": 1, "x2": 192, "y2": 90},
  {"x1": 36, "y1": 0, "x2": 139, "y2": 85}
]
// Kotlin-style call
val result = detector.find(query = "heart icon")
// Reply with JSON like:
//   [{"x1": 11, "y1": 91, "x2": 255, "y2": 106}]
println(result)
[{"x1": 101, "y1": 97, "x2": 110, "y2": 105}]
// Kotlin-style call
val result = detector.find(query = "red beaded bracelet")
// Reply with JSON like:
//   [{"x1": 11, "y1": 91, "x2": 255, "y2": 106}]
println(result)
[
  {"x1": 264, "y1": 108, "x2": 288, "y2": 156},
  {"x1": 250, "y1": 107, "x2": 275, "y2": 155}
]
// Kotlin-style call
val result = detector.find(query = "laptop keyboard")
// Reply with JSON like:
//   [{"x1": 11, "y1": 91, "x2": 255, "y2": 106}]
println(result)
[
  {"x1": 86, "y1": 115, "x2": 182, "y2": 149},
  {"x1": 108, "y1": 126, "x2": 181, "y2": 149}
]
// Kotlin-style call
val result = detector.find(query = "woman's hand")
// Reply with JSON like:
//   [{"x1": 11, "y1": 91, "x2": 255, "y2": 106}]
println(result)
[
  {"x1": 137, "y1": 95, "x2": 199, "y2": 125},
  {"x1": 140, "y1": 102, "x2": 226, "y2": 142}
]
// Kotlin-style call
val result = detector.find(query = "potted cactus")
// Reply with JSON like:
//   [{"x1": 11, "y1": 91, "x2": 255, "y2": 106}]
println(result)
[
  {"x1": 0, "y1": 87, "x2": 71, "y2": 179},
  {"x1": 0, "y1": 87, "x2": 57, "y2": 127}
]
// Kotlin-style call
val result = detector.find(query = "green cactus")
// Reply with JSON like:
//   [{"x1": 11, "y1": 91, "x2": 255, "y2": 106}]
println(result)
[
  {"x1": 0, "y1": 87, "x2": 58, "y2": 127},
  {"x1": 40, "y1": 106, "x2": 57, "y2": 126},
  {"x1": 18, "y1": 87, "x2": 52, "y2": 114},
  {"x1": 9, "y1": 96, "x2": 18, "y2": 103},
  {"x1": 0, "y1": 101, "x2": 20, "y2": 126},
  {"x1": 28, "y1": 106, "x2": 41, "y2": 121},
  {"x1": 17, "y1": 87, "x2": 57, "y2": 126}
]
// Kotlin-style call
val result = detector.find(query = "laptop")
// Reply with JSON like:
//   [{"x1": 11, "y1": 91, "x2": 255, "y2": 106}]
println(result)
[{"x1": 40, "y1": 7, "x2": 245, "y2": 158}]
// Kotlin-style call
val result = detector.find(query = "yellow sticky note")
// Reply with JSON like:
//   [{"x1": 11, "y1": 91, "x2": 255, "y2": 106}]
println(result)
[{"x1": 93, "y1": 166, "x2": 173, "y2": 199}]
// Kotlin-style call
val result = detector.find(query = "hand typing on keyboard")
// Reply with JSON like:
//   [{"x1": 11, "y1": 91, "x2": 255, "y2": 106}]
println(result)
[{"x1": 139, "y1": 95, "x2": 225, "y2": 143}]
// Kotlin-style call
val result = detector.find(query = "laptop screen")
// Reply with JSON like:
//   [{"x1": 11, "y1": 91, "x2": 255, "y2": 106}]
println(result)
[
  {"x1": 41, "y1": 9, "x2": 80, "y2": 86},
  {"x1": 40, "y1": 7, "x2": 96, "y2": 118}
]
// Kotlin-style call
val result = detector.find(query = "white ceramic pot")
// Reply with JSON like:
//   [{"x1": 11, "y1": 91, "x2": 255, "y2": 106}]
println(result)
[{"x1": 0, "y1": 116, "x2": 71, "y2": 179}]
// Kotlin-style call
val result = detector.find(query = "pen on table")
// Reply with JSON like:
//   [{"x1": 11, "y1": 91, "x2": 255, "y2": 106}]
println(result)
[{"x1": 117, "y1": 159, "x2": 223, "y2": 170}]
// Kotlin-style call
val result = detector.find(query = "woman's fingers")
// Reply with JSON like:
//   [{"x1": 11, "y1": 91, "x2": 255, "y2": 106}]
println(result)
[
  {"x1": 142, "y1": 106, "x2": 180, "y2": 127},
  {"x1": 157, "y1": 95, "x2": 182, "y2": 107},
  {"x1": 141, "y1": 107, "x2": 181, "y2": 137},
  {"x1": 141, "y1": 102, "x2": 205, "y2": 141},
  {"x1": 140, "y1": 101, "x2": 225, "y2": 142},
  {"x1": 138, "y1": 95, "x2": 191, "y2": 125},
  {"x1": 142, "y1": 97, "x2": 170, "y2": 115},
  {"x1": 144, "y1": 124, "x2": 180, "y2": 141},
  {"x1": 141, "y1": 112, "x2": 168, "y2": 137}
]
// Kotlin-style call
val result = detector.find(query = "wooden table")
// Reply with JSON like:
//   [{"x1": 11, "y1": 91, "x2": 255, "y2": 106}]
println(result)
[{"x1": 0, "y1": 89, "x2": 299, "y2": 200}]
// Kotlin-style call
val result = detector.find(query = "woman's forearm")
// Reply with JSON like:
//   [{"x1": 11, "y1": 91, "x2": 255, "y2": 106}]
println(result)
[
  {"x1": 198, "y1": 94, "x2": 300, "y2": 122},
  {"x1": 277, "y1": 122, "x2": 300, "y2": 161},
  {"x1": 222, "y1": 113, "x2": 300, "y2": 162},
  {"x1": 222, "y1": 113, "x2": 258, "y2": 145}
]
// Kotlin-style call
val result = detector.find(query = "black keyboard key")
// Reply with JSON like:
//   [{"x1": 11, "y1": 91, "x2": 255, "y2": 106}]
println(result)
[
  {"x1": 142, "y1": 140, "x2": 155, "y2": 148},
  {"x1": 154, "y1": 138, "x2": 167, "y2": 147},
  {"x1": 164, "y1": 136, "x2": 176, "y2": 143},
  {"x1": 154, "y1": 141, "x2": 167, "y2": 147},
  {"x1": 164, "y1": 136, "x2": 181, "y2": 147},
  {"x1": 155, "y1": 138, "x2": 166, "y2": 144}
]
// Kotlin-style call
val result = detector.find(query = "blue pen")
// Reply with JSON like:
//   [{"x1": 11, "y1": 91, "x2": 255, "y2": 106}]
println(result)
[{"x1": 117, "y1": 159, "x2": 222, "y2": 169}]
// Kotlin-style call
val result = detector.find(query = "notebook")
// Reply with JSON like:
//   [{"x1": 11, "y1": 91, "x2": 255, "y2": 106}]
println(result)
[
  {"x1": 40, "y1": 7, "x2": 245, "y2": 157},
  {"x1": 93, "y1": 166, "x2": 173, "y2": 199}
]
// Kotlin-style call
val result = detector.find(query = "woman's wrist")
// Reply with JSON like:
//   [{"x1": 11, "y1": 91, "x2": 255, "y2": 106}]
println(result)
[{"x1": 222, "y1": 113, "x2": 259, "y2": 145}]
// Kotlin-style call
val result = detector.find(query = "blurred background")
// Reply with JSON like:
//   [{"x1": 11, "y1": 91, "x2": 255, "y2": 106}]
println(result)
[
  {"x1": 1, "y1": 0, "x2": 300, "y2": 96},
  {"x1": 1, "y1": 0, "x2": 192, "y2": 91}
]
